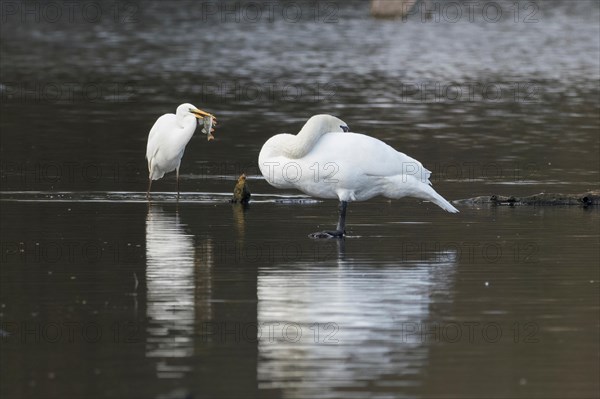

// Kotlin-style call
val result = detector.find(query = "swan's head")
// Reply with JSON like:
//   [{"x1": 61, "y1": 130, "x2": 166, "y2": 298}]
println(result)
[
  {"x1": 176, "y1": 103, "x2": 213, "y2": 121},
  {"x1": 301, "y1": 114, "x2": 350, "y2": 135}
]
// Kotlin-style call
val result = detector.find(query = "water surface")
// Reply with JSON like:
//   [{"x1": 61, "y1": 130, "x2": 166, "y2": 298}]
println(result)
[{"x1": 1, "y1": 1, "x2": 599, "y2": 398}]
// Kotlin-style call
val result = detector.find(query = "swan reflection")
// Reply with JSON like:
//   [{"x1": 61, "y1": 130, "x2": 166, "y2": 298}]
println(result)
[{"x1": 257, "y1": 250, "x2": 457, "y2": 396}]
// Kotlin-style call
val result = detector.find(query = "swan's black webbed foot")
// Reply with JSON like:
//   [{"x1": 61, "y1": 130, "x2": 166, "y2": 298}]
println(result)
[
  {"x1": 309, "y1": 230, "x2": 345, "y2": 239},
  {"x1": 309, "y1": 201, "x2": 348, "y2": 239}
]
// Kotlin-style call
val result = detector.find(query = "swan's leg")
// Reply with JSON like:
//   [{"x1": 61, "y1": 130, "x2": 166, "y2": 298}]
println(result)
[
  {"x1": 146, "y1": 178, "x2": 152, "y2": 199},
  {"x1": 176, "y1": 167, "x2": 180, "y2": 199},
  {"x1": 309, "y1": 201, "x2": 347, "y2": 239},
  {"x1": 336, "y1": 201, "x2": 348, "y2": 232}
]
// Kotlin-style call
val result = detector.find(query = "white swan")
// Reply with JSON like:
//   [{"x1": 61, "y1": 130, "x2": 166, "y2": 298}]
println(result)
[
  {"x1": 258, "y1": 114, "x2": 459, "y2": 238},
  {"x1": 146, "y1": 103, "x2": 216, "y2": 198}
]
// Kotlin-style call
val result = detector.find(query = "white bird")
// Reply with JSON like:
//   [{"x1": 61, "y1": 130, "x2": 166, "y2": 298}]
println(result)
[
  {"x1": 145, "y1": 103, "x2": 215, "y2": 198},
  {"x1": 258, "y1": 114, "x2": 459, "y2": 238}
]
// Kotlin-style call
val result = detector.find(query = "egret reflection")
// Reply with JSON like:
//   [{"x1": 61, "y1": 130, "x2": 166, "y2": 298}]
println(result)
[
  {"x1": 257, "y1": 250, "x2": 457, "y2": 396},
  {"x1": 145, "y1": 205, "x2": 214, "y2": 379}
]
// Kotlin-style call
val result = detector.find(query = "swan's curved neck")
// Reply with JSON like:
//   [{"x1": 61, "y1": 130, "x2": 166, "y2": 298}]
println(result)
[{"x1": 284, "y1": 122, "x2": 327, "y2": 159}]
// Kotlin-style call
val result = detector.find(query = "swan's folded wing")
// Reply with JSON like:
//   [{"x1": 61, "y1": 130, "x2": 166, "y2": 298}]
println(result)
[
  {"x1": 317, "y1": 133, "x2": 432, "y2": 185},
  {"x1": 384, "y1": 150, "x2": 432, "y2": 185}
]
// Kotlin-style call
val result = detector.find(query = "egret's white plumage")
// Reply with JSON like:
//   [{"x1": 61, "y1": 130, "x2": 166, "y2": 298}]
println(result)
[
  {"x1": 145, "y1": 103, "x2": 214, "y2": 197},
  {"x1": 258, "y1": 114, "x2": 458, "y2": 237}
]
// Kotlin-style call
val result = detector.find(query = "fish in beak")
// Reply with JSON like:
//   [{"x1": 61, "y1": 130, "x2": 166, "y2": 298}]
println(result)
[
  {"x1": 190, "y1": 108, "x2": 217, "y2": 141},
  {"x1": 201, "y1": 115, "x2": 216, "y2": 141}
]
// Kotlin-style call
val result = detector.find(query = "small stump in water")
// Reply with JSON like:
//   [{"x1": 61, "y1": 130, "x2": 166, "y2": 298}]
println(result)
[{"x1": 231, "y1": 174, "x2": 251, "y2": 204}]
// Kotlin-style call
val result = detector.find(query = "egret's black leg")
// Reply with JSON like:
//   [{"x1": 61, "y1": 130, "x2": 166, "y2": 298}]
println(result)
[
  {"x1": 146, "y1": 179, "x2": 152, "y2": 199},
  {"x1": 309, "y1": 201, "x2": 348, "y2": 239},
  {"x1": 176, "y1": 167, "x2": 180, "y2": 199}
]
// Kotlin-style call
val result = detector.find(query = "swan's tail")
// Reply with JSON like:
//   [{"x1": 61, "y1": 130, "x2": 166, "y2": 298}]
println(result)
[
  {"x1": 421, "y1": 185, "x2": 459, "y2": 213},
  {"x1": 383, "y1": 175, "x2": 459, "y2": 213}
]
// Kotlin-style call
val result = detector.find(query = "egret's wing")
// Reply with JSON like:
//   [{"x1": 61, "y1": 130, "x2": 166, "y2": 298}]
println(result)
[{"x1": 146, "y1": 114, "x2": 177, "y2": 160}]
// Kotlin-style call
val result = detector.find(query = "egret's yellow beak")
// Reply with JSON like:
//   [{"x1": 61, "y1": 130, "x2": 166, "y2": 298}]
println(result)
[{"x1": 190, "y1": 108, "x2": 214, "y2": 120}]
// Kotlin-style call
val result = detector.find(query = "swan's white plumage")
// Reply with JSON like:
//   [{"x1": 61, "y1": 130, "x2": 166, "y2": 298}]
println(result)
[{"x1": 259, "y1": 114, "x2": 458, "y2": 213}]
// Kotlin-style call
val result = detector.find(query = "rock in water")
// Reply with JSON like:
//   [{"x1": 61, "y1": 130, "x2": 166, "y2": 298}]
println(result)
[
  {"x1": 454, "y1": 191, "x2": 600, "y2": 207},
  {"x1": 232, "y1": 174, "x2": 251, "y2": 204}
]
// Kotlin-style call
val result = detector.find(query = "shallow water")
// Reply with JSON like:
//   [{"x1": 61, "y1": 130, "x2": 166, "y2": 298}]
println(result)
[{"x1": 1, "y1": 1, "x2": 599, "y2": 398}]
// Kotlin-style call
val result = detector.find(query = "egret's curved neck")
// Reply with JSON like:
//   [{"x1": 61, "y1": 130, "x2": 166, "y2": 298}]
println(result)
[
  {"x1": 284, "y1": 121, "x2": 328, "y2": 159},
  {"x1": 173, "y1": 114, "x2": 198, "y2": 144},
  {"x1": 178, "y1": 114, "x2": 197, "y2": 130},
  {"x1": 177, "y1": 114, "x2": 195, "y2": 127}
]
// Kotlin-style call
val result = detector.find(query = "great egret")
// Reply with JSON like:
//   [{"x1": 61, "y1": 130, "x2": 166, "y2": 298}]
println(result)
[
  {"x1": 145, "y1": 103, "x2": 216, "y2": 198},
  {"x1": 258, "y1": 114, "x2": 459, "y2": 238}
]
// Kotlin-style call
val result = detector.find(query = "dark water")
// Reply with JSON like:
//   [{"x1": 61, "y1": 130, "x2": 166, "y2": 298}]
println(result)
[{"x1": 1, "y1": 1, "x2": 599, "y2": 398}]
